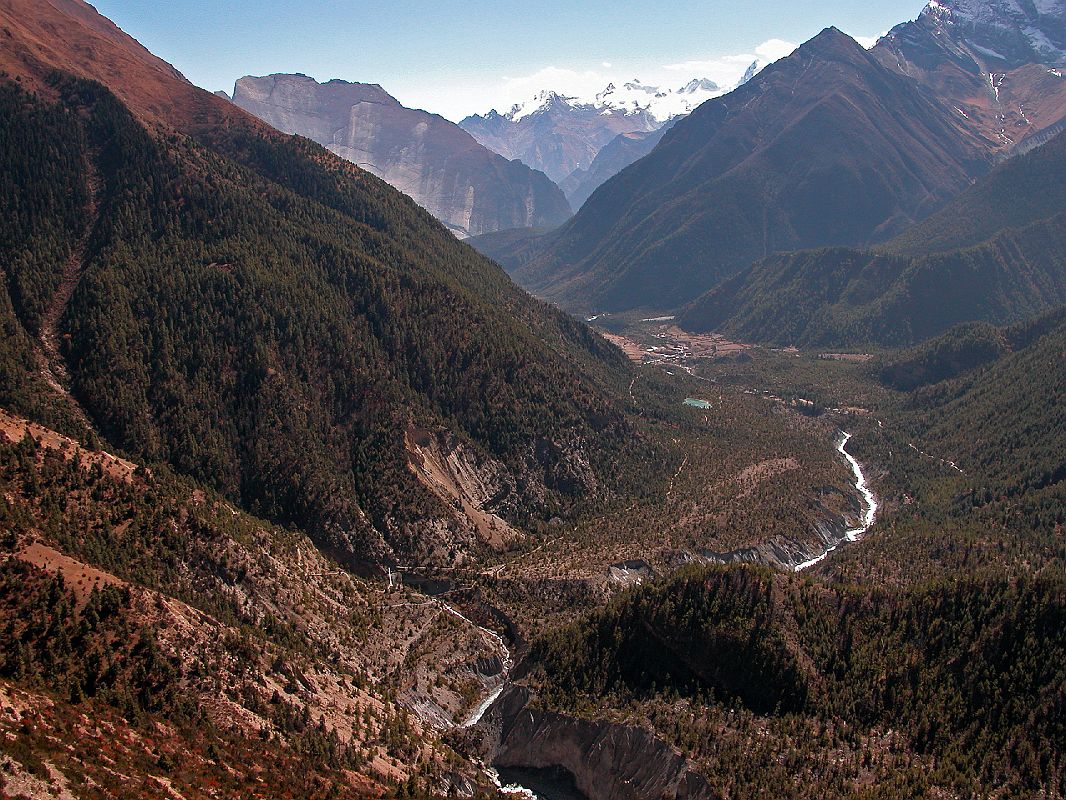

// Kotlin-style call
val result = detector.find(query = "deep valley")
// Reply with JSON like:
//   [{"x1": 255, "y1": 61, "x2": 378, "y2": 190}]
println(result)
[{"x1": 0, "y1": 0, "x2": 1064, "y2": 798}]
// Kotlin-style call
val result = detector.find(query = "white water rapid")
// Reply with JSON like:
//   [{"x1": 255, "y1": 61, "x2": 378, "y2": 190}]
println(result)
[{"x1": 795, "y1": 432, "x2": 878, "y2": 572}]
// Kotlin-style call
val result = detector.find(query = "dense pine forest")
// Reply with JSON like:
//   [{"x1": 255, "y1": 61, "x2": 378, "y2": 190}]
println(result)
[
  {"x1": 1, "y1": 1, "x2": 1065, "y2": 798},
  {"x1": 0, "y1": 74, "x2": 649, "y2": 567},
  {"x1": 527, "y1": 566, "x2": 1065, "y2": 799},
  {"x1": 501, "y1": 308, "x2": 1066, "y2": 800}
]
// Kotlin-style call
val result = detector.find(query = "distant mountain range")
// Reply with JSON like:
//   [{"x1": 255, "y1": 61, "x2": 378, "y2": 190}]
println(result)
[
  {"x1": 477, "y1": 74, "x2": 734, "y2": 129},
  {"x1": 223, "y1": 69, "x2": 758, "y2": 232},
  {"x1": 481, "y1": 27, "x2": 994, "y2": 312},
  {"x1": 459, "y1": 93, "x2": 660, "y2": 186},
  {"x1": 474, "y1": 0, "x2": 1066, "y2": 319},
  {"x1": 459, "y1": 68, "x2": 761, "y2": 205},
  {"x1": 227, "y1": 73, "x2": 572, "y2": 238},
  {"x1": 559, "y1": 121, "x2": 678, "y2": 211}
]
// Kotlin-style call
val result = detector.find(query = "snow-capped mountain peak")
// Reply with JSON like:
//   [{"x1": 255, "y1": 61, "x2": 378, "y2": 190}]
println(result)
[
  {"x1": 596, "y1": 76, "x2": 722, "y2": 118},
  {"x1": 738, "y1": 60, "x2": 762, "y2": 87},
  {"x1": 925, "y1": 0, "x2": 1066, "y2": 21},
  {"x1": 506, "y1": 89, "x2": 579, "y2": 121},
  {"x1": 497, "y1": 73, "x2": 751, "y2": 125},
  {"x1": 623, "y1": 79, "x2": 665, "y2": 96},
  {"x1": 679, "y1": 78, "x2": 721, "y2": 94},
  {"x1": 921, "y1": 0, "x2": 1066, "y2": 65}
]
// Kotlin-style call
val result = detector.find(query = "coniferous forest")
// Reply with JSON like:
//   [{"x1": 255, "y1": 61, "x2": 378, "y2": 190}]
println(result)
[{"x1": 0, "y1": 1, "x2": 1064, "y2": 798}]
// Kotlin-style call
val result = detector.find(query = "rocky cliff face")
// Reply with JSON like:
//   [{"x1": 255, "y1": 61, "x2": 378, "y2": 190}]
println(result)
[
  {"x1": 480, "y1": 686, "x2": 716, "y2": 800},
  {"x1": 700, "y1": 489, "x2": 863, "y2": 571},
  {"x1": 231, "y1": 74, "x2": 571, "y2": 237},
  {"x1": 921, "y1": 0, "x2": 1066, "y2": 67}
]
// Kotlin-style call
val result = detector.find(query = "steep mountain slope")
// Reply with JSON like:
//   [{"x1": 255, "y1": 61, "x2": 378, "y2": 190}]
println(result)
[
  {"x1": 873, "y1": 0, "x2": 1066, "y2": 152},
  {"x1": 678, "y1": 131, "x2": 1066, "y2": 347},
  {"x1": 887, "y1": 120, "x2": 1066, "y2": 253},
  {"x1": 926, "y1": 0, "x2": 1066, "y2": 65},
  {"x1": 877, "y1": 305, "x2": 1066, "y2": 389},
  {"x1": 460, "y1": 92, "x2": 662, "y2": 184},
  {"x1": 559, "y1": 122, "x2": 676, "y2": 210},
  {"x1": 504, "y1": 28, "x2": 993, "y2": 314},
  {"x1": 230, "y1": 74, "x2": 572, "y2": 238},
  {"x1": 888, "y1": 309, "x2": 1066, "y2": 496},
  {"x1": 0, "y1": 409, "x2": 504, "y2": 797},
  {"x1": 0, "y1": 0, "x2": 253, "y2": 132},
  {"x1": 0, "y1": 0, "x2": 642, "y2": 570}
]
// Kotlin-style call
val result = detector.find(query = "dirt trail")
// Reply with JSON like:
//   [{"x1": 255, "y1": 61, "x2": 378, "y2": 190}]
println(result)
[{"x1": 36, "y1": 160, "x2": 100, "y2": 425}]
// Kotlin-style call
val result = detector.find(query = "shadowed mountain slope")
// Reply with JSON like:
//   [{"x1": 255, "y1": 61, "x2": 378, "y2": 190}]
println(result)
[
  {"x1": 677, "y1": 130, "x2": 1066, "y2": 347},
  {"x1": 0, "y1": 0, "x2": 644, "y2": 569},
  {"x1": 500, "y1": 28, "x2": 994, "y2": 314}
]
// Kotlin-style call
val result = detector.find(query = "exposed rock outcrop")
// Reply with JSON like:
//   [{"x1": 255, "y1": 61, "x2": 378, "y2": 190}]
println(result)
[
  {"x1": 700, "y1": 489, "x2": 863, "y2": 571},
  {"x1": 479, "y1": 687, "x2": 716, "y2": 800},
  {"x1": 231, "y1": 74, "x2": 572, "y2": 237},
  {"x1": 874, "y1": 0, "x2": 1066, "y2": 152},
  {"x1": 406, "y1": 426, "x2": 521, "y2": 551}
]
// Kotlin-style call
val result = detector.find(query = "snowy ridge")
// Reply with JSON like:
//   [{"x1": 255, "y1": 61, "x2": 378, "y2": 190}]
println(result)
[
  {"x1": 922, "y1": 0, "x2": 1066, "y2": 65},
  {"x1": 500, "y1": 63, "x2": 763, "y2": 124},
  {"x1": 925, "y1": 0, "x2": 1066, "y2": 23}
]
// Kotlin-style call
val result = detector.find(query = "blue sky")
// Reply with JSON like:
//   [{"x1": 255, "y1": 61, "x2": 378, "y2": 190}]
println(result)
[{"x1": 92, "y1": 0, "x2": 929, "y2": 121}]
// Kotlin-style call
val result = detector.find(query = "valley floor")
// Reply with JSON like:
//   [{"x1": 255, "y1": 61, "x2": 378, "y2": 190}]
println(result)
[{"x1": 2, "y1": 310, "x2": 1063, "y2": 800}]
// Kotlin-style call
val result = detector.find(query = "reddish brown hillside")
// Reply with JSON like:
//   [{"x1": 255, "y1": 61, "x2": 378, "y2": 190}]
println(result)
[
  {"x1": 874, "y1": 6, "x2": 1066, "y2": 152},
  {"x1": 0, "y1": 0, "x2": 259, "y2": 133}
]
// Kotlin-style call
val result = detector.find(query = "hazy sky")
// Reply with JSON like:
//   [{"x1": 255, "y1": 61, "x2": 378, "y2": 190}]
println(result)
[{"x1": 91, "y1": 0, "x2": 929, "y2": 121}]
